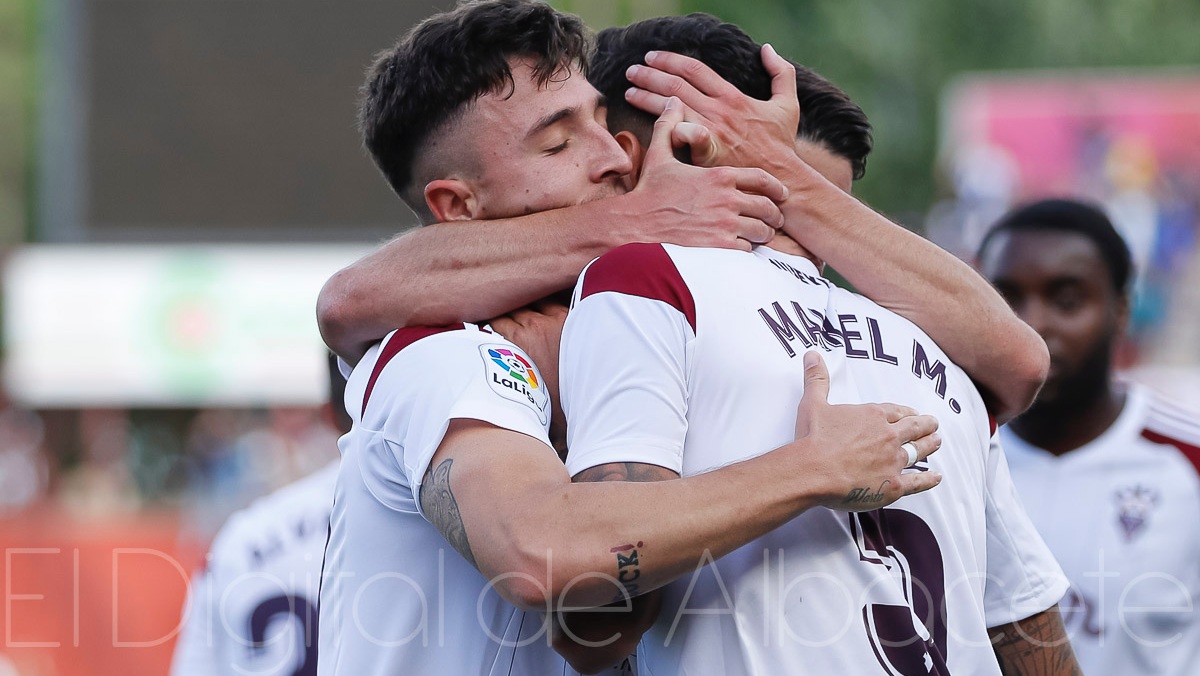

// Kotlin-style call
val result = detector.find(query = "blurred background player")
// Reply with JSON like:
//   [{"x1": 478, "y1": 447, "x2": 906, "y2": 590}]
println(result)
[
  {"x1": 977, "y1": 198, "x2": 1200, "y2": 676},
  {"x1": 170, "y1": 354, "x2": 348, "y2": 676}
]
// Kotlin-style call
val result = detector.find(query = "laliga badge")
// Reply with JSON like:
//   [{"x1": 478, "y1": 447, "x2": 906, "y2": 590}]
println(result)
[{"x1": 480, "y1": 344, "x2": 550, "y2": 426}]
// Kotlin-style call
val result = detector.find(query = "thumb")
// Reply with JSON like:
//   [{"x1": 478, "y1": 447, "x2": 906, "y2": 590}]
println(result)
[
  {"x1": 762, "y1": 43, "x2": 797, "y2": 104},
  {"x1": 645, "y1": 97, "x2": 685, "y2": 167},
  {"x1": 796, "y1": 350, "x2": 829, "y2": 437}
]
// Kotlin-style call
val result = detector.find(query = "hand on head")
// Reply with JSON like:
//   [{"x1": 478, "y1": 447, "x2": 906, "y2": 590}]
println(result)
[
  {"x1": 624, "y1": 95, "x2": 787, "y2": 252},
  {"x1": 625, "y1": 45, "x2": 801, "y2": 172}
]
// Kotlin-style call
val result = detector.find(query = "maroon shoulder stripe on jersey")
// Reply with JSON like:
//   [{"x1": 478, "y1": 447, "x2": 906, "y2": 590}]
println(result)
[
  {"x1": 1141, "y1": 428, "x2": 1200, "y2": 477},
  {"x1": 362, "y1": 325, "x2": 463, "y2": 414},
  {"x1": 579, "y1": 242, "x2": 697, "y2": 332}
]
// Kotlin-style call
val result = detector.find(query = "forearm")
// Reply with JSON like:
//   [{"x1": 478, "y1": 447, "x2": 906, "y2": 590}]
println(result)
[
  {"x1": 317, "y1": 201, "x2": 632, "y2": 363},
  {"x1": 780, "y1": 164, "x2": 1048, "y2": 422},
  {"x1": 989, "y1": 606, "x2": 1082, "y2": 675},
  {"x1": 507, "y1": 448, "x2": 825, "y2": 609}
]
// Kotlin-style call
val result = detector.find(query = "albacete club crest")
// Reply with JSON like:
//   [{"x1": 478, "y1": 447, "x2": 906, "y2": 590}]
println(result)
[{"x1": 1113, "y1": 484, "x2": 1159, "y2": 541}]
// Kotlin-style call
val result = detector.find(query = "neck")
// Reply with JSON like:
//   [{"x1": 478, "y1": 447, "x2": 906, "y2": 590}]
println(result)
[
  {"x1": 765, "y1": 232, "x2": 823, "y2": 269},
  {"x1": 1009, "y1": 377, "x2": 1125, "y2": 456}
]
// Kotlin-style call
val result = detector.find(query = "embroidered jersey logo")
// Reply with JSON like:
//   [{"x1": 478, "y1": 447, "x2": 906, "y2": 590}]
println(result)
[
  {"x1": 488, "y1": 348, "x2": 540, "y2": 389},
  {"x1": 480, "y1": 344, "x2": 549, "y2": 426},
  {"x1": 1113, "y1": 484, "x2": 1159, "y2": 541}
]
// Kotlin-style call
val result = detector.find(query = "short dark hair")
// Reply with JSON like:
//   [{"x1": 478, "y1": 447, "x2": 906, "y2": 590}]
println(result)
[
  {"x1": 978, "y1": 198, "x2": 1134, "y2": 295},
  {"x1": 358, "y1": 0, "x2": 590, "y2": 216},
  {"x1": 589, "y1": 13, "x2": 873, "y2": 179}
]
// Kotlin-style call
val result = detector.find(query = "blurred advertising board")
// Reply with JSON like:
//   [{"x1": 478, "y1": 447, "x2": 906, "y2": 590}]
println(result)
[{"x1": 2, "y1": 244, "x2": 368, "y2": 407}]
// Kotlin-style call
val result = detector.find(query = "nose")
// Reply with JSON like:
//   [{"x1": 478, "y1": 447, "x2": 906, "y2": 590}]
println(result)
[{"x1": 589, "y1": 124, "x2": 633, "y2": 184}]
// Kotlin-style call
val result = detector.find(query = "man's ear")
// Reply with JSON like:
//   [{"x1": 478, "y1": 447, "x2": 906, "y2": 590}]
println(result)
[
  {"x1": 614, "y1": 130, "x2": 645, "y2": 187},
  {"x1": 425, "y1": 179, "x2": 478, "y2": 222}
]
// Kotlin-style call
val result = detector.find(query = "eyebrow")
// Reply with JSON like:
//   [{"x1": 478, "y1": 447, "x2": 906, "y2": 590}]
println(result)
[{"x1": 525, "y1": 94, "x2": 608, "y2": 139}]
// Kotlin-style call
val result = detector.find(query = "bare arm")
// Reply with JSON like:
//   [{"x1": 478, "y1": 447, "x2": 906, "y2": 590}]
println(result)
[
  {"x1": 989, "y1": 606, "x2": 1083, "y2": 676},
  {"x1": 552, "y1": 462, "x2": 674, "y2": 675},
  {"x1": 317, "y1": 110, "x2": 788, "y2": 365},
  {"x1": 417, "y1": 352, "x2": 942, "y2": 613},
  {"x1": 622, "y1": 47, "x2": 1049, "y2": 423}
]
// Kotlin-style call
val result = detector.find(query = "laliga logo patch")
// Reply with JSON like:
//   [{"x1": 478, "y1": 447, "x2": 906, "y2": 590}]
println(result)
[
  {"x1": 481, "y1": 344, "x2": 549, "y2": 425},
  {"x1": 1113, "y1": 484, "x2": 1159, "y2": 541}
]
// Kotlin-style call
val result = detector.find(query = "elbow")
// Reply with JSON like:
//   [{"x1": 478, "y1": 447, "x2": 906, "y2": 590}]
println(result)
[
  {"x1": 486, "y1": 531, "x2": 557, "y2": 611},
  {"x1": 492, "y1": 533, "x2": 602, "y2": 611},
  {"x1": 495, "y1": 570, "x2": 555, "y2": 612},
  {"x1": 990, "y1": 325, "x2": 1050, "y2": 425},
  {"x1": 316, "y1": 270, "x2": 373, "y2": 366}
]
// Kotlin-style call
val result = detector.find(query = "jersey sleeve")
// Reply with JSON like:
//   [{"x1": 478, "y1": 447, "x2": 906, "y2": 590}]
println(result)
[
  {"x1": 363, "y1": 326, "x2": 554, "y2": 516},
  {"x1": 982, "y1": 432, "x2": 1070, "y2": 627},
  {"x1": 561, "y1": 243, "x2": 694, "y2": 477}
]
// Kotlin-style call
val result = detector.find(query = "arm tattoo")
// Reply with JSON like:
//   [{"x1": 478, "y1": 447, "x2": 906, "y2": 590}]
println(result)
[
  {"x1": 420, "y1": 459, "x2": 477, "y2": 568},
  {"x1": 990, "y1": 607, "x2": 1083, "y2": 676}
]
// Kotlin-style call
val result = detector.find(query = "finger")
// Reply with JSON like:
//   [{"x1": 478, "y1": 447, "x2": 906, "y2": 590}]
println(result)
[
  {"x1": 626, "y1": 61, "x2": 710, "y2": 109},
  {"x1": 736, "y1": 194, "x2": 785, "y2": 231},
  {"x1": 801, "y1": 351, "x2": 830, "y2": 402},
  {"x1": 671, "y1": 121, "x2": 718, "y2": 166},
  {"x1": 731, "y1": 216, "x2": 777, "y2": 246},
  {"x1": 730, "y1": 167, "x2": 789, "y2": 203},
  {"x1": 761, "y1": 44, "x2": 798, "y2": 108},
  {"x1": 643, "y1": 50, "x2": 741, "y2": 99},
  {"x1": 730, "y1": 238, "x2": 754, "y2": 253},
  {"x1": 643, "y1": 97, "x2": 686, "y2": 167},
  {"x1": 625, "y1": 86, "x2": 671, "y2": 117},
  {"x1": 893, "y1": 414, "x2": 940, "y2": 446},
  {"x1": 795, "y1": 350, "x2": 829, "y2": 438},
  {"x1": 879, "y1": 403, "x2": 920, "y2": 423},
  {"x1": 902, "y1": 432, "x2": 940, "y2": 468},
  {"x1": 895, "y1": 471, "x2": 943, "y2": 498}
]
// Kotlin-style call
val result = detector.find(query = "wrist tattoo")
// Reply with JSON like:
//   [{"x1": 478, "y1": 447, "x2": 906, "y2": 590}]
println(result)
[{"x1": 420, "y1": 459, "x2": 477, "y2": 568}]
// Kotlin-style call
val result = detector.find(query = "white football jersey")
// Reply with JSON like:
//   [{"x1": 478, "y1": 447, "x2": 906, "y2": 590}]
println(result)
[
  {"x1": 1001, "y1": 384, "x2": 1200, "y2": 676},
  {"x1": 172, "y1": 462, "x2": 338, "y2": 676},
  {"x1": 318, "y1": 324, "x2": 633, "y2": 676},
  {"x1": 561, "y1": 243, "x2": 1067, "y2": 676}
]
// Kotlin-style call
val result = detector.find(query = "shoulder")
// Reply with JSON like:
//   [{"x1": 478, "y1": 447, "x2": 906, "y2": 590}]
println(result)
[
  {"x1": 1138, "y1": 386, "x2": 1200, "y2": 474},
  {"x1": 577, "y1": 243, "x2": 698, "y2": 330},
  {"x1": 357, "y1": 323, "x2": 497, "y2": 412}
]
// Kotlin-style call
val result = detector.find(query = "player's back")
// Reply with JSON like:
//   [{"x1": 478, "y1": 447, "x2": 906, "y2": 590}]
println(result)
[
  {"x1": 562, "y1": 243, "x2": 1047, "y2": 675},
  {"x1": 172, "y1": 462, "x2": 337, "y2": 676}
]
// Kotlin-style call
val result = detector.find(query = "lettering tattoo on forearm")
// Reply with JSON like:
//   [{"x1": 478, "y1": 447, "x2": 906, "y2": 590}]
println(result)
[
  {"x1": 990, "y1": 607, "x2": 1082, "y2": 676},
  {"x1": 610, "y1": 541, "x2": 644, "y2": 603},
  {"x1": 420, "y1": 458, "x2": 477, "y2": 568},
  {"x1": 843, "y1": 480, "x2": 891, "y2": 507}
]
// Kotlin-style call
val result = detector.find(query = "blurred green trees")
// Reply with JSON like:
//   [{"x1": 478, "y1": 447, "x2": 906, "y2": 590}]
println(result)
[
  {"x1": 682, "y1": 0, "x2": 1200, "y2": 224},
  {"x1": 560, "y1": 0, "x2": 1200, "y2": 225}
]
